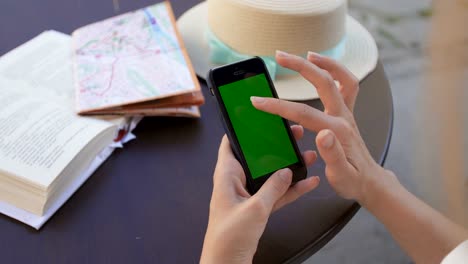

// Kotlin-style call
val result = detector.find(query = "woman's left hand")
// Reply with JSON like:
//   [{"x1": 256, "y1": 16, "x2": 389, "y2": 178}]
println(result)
[{"x1": 200, "y1": 125, "x2": 320, "y2": 264}]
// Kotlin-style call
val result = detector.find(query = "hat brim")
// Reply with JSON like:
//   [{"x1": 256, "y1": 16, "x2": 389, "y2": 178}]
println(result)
[{"x1": 177, "y1": 1, "x2": 378, "y2": 101}]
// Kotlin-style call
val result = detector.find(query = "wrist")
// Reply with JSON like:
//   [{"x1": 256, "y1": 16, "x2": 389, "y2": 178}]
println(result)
[
  {"x1": 200, "y1": 237, "x2": 227, "y2": 264},
  {"x1": 200, "y1": 228, "x2": 227, "y2": 264},
  {"x1": 357, "y1": 164, "x2": 401, "y2": 210},
  {"x1": 200, "y1": 226, "x2": 255, "y2": 264},
  {"x1": 200, "y1": 243, "x2": 253, "y2": 264}
]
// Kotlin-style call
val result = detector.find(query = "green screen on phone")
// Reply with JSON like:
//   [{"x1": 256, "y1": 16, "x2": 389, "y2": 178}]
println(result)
[{"x1": 219, "y1": 73, "x2": 299, "y2": 179}]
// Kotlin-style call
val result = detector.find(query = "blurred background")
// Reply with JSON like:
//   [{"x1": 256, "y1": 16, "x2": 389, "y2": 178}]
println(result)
[{"x1": 306, "y1": 0, "x2": 467, "y2": 263}]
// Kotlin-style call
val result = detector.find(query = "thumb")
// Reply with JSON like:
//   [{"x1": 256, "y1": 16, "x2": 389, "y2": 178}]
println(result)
[
  {"x1": 253, "y1": 168, "x2": 292, "y2": 211},
  {"x1": 316, "y1": 129, "x2": 348, "y2": 170}
]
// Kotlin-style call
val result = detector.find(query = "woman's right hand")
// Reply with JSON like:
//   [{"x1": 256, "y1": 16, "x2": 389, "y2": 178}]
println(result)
[
  {"x1": 257, "y1": 51, "x2": 468, "y2": 264},
  {"x1": 251, "y1": 51, "x2": 392, "y2": 206}
]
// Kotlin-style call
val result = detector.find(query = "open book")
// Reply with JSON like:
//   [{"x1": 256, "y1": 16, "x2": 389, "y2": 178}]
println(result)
[
  {"x1": 0, "y1": 31, "x2": 139, "y2": 229},
  {"x1": 73, "y1": 1, "x2": 204, "y2": 116}
]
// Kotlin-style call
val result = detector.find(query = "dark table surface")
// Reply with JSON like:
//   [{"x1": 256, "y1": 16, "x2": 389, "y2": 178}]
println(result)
[{"x1": 0, "y1": 0, "x2": 393, "y2": 263}]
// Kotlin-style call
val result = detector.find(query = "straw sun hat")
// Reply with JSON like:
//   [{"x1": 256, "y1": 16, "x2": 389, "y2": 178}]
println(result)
[{"x1": 177, "y1": 0, "x2": 378, "y2": 100}]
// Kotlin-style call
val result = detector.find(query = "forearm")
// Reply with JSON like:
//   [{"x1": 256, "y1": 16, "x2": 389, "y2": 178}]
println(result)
[{"x1": 360, "y1": 169, "x2": 468, "y2": 263}]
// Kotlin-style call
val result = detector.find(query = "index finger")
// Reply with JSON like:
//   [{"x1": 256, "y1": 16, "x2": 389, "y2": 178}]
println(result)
[
  {"x1": 276, "y1": 51, "x2": 347, "y2": 115},
  {"x1": 251, "y1": 96, "x2": 334, "y2": 132},
  {"x1": 307, "y1": 52, "x2": 360, "y2": 112}
]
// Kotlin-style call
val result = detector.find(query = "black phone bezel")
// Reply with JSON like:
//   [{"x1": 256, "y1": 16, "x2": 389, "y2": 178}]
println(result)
[{"x1": 207, "y1": 57, "x2": 307, "y2": 194}]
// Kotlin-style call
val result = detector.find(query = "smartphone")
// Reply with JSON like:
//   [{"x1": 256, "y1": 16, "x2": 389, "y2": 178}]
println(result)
[{"x1": 207, "y1": 57, "x2": 307, "y2": 194}]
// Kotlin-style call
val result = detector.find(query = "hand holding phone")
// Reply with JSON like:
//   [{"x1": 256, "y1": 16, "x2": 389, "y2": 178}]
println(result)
[{"x1": 207, "y1": 57, "x2": 307, "y2": 194}]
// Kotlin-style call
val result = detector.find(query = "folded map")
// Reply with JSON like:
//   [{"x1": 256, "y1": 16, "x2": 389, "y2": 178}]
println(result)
[{"x1": 72, "y1": 1, "x2": 204, "y2": 117}]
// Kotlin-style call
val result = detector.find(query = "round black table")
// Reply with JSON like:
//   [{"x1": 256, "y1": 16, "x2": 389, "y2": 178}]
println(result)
[{"x1": 0, "y1": 1, "x2": 393, "y2": 263}]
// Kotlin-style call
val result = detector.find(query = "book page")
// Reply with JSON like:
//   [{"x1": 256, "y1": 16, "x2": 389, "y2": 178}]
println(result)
[
  {"x1": 0, "y1": 143, "x2": 118, "y2": 229},
  {"x1": 0, "y1": 30, "x2": 125, "y2": 126},
  {"x1": 0, "y1": 32, "x2": 118, "y2": 187},
  {"x1": 0, "y1": 78, "x2": 114, "y2": 188},
  {"x1": 0, "y1": 31, "x2": 75, "y2": 107}
]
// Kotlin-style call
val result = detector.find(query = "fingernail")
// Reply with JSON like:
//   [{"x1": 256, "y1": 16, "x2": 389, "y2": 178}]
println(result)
[
  {"x1": 276, "y1": 50, "x2": 289, "y2": 57},
  {"x1": 321, "y1": 130, "x2": 334, "y2": 149},
  {"x1": 251, "y1": 96, "x2": 265, "y2": 104},
  {"x1": 307, "y1": 51, "x2": 321, "y2": 61},
  {"x1": 279, "y1": 168, "x2": 292, "y2": 182}
]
